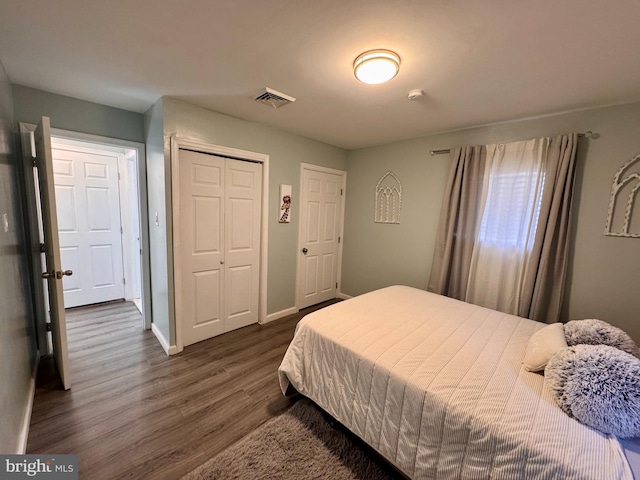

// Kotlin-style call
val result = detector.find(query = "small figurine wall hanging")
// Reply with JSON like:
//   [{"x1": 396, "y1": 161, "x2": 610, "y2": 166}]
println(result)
[{"x1": 279, "y1": 184, "x2": 292, "y2": 223}]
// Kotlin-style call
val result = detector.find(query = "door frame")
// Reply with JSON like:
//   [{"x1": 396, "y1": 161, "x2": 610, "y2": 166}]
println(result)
[
  {"x1": 170, "y1": 137, "x2": 269, "y2": 354},
  {"x1": 20, "y1": 123, "x2": 151, "y2": 333},
  {"x1": 295, "y1": 163, "x2": 347, "y2": 310}
]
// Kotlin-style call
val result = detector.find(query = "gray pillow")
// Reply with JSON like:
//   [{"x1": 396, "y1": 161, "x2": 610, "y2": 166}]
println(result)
[
  {"x1": 545, "y1": 344, "x2": 640, "y2": 438},
  {"x1": 564, "y1": 319, "x2": 640, "y2": 359}
]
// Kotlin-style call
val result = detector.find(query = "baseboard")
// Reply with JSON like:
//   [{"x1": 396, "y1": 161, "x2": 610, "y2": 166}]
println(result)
[
  {"x1": 17, "y1": 351, "x2": 40, "y2": 453},
  {"x1": 152, "y1": 323, "x2": 179, "y2": 356},
  {"x1": 263, "y1": 306, "x2": 298, "y2": 324},
  {"x1": 337, "y1": 292, "x2": 353, "y2": 300}
]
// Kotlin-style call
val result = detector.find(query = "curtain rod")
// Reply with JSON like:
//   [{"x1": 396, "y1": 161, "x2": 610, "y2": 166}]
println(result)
[{"x1": 429, "y1": 131, "x2": 593, "y2": 156}]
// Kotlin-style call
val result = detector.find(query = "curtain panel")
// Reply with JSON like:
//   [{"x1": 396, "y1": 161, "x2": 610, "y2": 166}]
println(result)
[
  {"x1": 428, "y1": 146, "x2": 487, "y2": 301},
  {"x1": 428, "y1": 134, "x2": 578, "y2": 324}
]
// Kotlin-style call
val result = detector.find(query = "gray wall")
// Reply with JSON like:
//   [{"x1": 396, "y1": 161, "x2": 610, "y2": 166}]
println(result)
[
  {"x1": 157, "y1": 97, "x2": 347, "y2": 345},
  {"x1": 342, "y1": 102, "x2": 640, "y2": 342},
  {"x1": 144, "y1": 99, "x2": 172, "y2": 345},
  {"x1": 0, "y1": 62, "x2": 37, "y2": 452},
  {"x1": 12, "y1": 85, "x2": 144, "y2": 143}
]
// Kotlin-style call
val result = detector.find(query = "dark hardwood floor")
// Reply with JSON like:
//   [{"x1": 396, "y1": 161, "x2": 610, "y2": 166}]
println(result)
[{"x1": 27, "y1": 300, "x2": 337, "y2": 479}]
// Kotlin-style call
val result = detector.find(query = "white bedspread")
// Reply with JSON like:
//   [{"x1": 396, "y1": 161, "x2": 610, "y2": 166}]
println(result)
[{"x1": 278, "y1": 286, "x2": 632, "y2": 480}]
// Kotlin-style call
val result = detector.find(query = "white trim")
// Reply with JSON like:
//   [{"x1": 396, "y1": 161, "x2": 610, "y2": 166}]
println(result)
[
  {"x1": 170, "y1": 138, "x2": 182, "y2": 351},
  {"x1": 296, "y1": 163, "x2": 347, "y2": 310},
  {"x1": 337, "y1": 292, "x2": 353, "y2": 300},
  {"x1": 264, "y1": 306, "x2": 298, "y2": 324},
  {"x1": 17, "y1": 352, "x2": 39, "y2": 453},
  {"x1": 50, "y1": 127, "x2": 145, "y2": 152},
  {"x1": 152, "y1": 322, "x2": 178, "y2": 355},
  {"x1": 171, "y1": 137, "x2": 270, "y2": 350},
  {"x1": 299, "y1": 163, "x2": 348, "y2": 177}
]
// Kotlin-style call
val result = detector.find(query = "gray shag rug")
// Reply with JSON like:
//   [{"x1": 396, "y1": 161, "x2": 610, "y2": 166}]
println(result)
[{"x1": 181, "y1": 399, "x2": 401, "y2": 480}]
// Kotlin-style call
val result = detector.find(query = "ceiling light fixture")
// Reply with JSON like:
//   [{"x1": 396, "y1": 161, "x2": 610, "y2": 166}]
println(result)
[{"x1": 353, "y1": 49, "x2": 400, "y2": 85}]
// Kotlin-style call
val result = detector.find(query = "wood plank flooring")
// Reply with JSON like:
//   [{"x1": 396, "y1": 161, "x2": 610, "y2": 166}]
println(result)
[{"x1": 27, "y1": 300, "x2": 338, "y2": 479}]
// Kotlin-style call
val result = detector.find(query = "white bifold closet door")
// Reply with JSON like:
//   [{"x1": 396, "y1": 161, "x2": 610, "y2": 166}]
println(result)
[{"x1": 179, "y1": 149, "x2": 262, "y2": 347}]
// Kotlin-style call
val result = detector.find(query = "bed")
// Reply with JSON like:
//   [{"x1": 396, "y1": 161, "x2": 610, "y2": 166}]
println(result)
[{"x1": 278, "y1": 285, "x2": 635, "y2": 479}]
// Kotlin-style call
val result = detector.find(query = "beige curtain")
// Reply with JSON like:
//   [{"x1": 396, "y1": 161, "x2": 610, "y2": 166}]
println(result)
[
  {"x1": 427, "y1": 145, "x2": 487, "y2": 300},
  {"x1": 523, "y1": 134, "x2": 578, "y2": 323},
  {"x1": 428, "y1": 134, "x2": 578, "y2": 324}
]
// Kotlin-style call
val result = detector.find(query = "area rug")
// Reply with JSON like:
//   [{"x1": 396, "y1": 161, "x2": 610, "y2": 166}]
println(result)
[{"x1": 181, "y1": 398, "x2": 402, "y2": 480}]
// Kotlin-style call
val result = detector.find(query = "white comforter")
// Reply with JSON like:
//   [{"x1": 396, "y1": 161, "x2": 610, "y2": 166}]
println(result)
[{"x1": 278, "y1": 286, "x2": 632, "y2": 480}]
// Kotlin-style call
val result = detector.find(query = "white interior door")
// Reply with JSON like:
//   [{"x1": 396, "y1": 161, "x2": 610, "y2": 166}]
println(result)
[
  {"x1": 224, "y1": 159, "x2": 262, "y2": 332},
  {"x1": 52, "y1": 146, "x2": 125, "y2": 308},
  {"x1": 298, "y1": 166, "x2": 344, "y2": 309},
  {"x1": 179, "y1": 150, "x2": 262, "y2": 346},
  {"x1": 35, "y1": 117, "x2": 71, "y2": 390}
]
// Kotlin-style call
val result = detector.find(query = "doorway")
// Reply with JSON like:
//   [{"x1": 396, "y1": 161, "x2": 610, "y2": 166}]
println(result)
[{"x1": 22, "y1": 123, "x2": 151, "y2": 360}]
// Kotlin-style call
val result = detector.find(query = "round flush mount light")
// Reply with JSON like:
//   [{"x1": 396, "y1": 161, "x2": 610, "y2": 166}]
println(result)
[{"x1": 353, "y1": 49, "x2": 400, "y2": 85}]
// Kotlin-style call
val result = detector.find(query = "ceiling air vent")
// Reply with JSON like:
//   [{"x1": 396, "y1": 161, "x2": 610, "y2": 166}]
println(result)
[{"x1": 253, "y1": 87, "x2": 296, "y2": 109}]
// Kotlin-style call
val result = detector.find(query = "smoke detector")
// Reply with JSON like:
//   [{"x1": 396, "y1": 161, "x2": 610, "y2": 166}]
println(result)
[
  {"x1": 408, "y1": 89, "x2": 424, "y2": 100},
  {"x1": 253, "y1": 87, "x2": 296, "y2": 109}
]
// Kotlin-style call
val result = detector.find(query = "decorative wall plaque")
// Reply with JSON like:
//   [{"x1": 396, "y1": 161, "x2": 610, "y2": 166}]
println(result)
[
  {"x1": 375, "y1": 171, "x2": 402, "y2": 224},
  {"x1": 605, "y1": 153, "x2": 640, "y2": 237},
  {"x1": 279, "y1": 184, "x2": 292, "y2": 223}
]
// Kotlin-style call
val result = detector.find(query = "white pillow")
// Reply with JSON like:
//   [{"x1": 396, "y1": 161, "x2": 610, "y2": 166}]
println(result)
[{"x1": 523, "y1": 323, "x2": 568, "y2": 372}]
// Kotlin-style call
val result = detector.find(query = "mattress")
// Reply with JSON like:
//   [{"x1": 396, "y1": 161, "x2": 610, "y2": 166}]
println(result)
[{"x1": 278, "y1": 286, "x2": 633, "y2": 479}]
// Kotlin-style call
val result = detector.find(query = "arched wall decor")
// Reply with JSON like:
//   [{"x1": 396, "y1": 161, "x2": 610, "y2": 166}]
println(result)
[
  {"x1": 375, "y1": 171, "x2": 402, "y2": 224},
  {"x1": 605, "y1": 153, "x2": 640, "y2": 238}
]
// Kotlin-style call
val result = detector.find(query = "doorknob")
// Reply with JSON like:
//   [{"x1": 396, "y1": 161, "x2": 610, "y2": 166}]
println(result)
[
  {"x1": 42, "y1": 270, "x2": 73, "y2": 279},
  {"x1": 302, "y1": 248, "x2": 308, "y2": 254}
]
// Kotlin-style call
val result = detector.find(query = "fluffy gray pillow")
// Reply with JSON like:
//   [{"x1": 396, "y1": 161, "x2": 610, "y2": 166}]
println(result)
[
  {"x1": 545, "y1": 344, "x2": 640, "y2": 438},
  {"x1": 564, "y1": 319, "x2": 640, "y2": 358}
]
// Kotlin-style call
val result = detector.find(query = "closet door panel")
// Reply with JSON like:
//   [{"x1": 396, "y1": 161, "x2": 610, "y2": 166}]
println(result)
[
  {"x1": 180, "y1": 150, "x2": 224, "y2": 346},
  {"x1": 224, "y1": 159, "x2": 262, "y2": 333}
]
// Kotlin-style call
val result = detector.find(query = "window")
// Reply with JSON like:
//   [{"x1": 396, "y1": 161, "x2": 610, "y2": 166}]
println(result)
[{"x1": 477, "y1": 170, "x2": 545, "y2": 250}]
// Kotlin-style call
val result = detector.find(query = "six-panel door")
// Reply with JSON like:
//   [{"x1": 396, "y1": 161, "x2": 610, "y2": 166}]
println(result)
[
  {"x1": 52, "y1": 146, "x2": 125, "y2": 308},
  {"x1": 179, "y1": 150, "x2": 262, "y2": 346},
  {"x1": 298, "y1": 168, "x2": 343, "y2": 309}
]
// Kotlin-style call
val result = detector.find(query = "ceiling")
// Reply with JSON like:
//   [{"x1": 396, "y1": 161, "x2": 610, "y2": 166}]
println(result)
[{"x1": 2, "y1": 0, "x2": 640, "y2": 150}]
